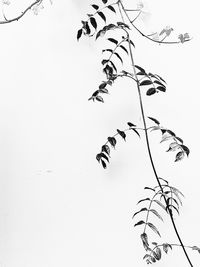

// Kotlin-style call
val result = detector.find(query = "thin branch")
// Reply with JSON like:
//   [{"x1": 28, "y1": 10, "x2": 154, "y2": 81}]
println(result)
[{"x1": 0, "y1": 0, "x2": 43, "y2": 24}]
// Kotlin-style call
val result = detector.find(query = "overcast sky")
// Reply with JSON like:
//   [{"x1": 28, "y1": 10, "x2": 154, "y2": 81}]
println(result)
[{"x1": 0, "y1": 0, "x2": 199, "y2": 266}]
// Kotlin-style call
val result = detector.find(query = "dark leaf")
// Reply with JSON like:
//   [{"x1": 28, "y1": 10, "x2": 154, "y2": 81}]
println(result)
[
  {"x1": 98, "y1": 11, "x2": 106, "y2": 23},
  {"x1": 109, "y1": 61, "x2": 117, "y2": 73},
  {"x1": 96, "y1": 29, "x2": 104, "y2": 39},
  {"x1": 153, "y1": 80, "x2": 166, "y2": 87},
  {"x1": 101, "y1": 159, "x2": 107, "y2": 169},
  {"x1": 96, "y1": 95, "x2": 104, "y2": 102},
  {"x1": 117, "y1": 22, "x2": 130, "y2": 29},
  {"x1": 99, "y1": 82, "x2": 107, "y2": 89},
  {"x1": 132, "y1": 208, "x2": 147, "y2": 218},
  {"x1": 175, "y1": 151, "x2": 184, "y2": 162},
  {"x1": 102, "y1": 0, "x2": 108, "y2": 3},
  {"x1": 192, "y1": 246, "x2": 200, "y2": 253},
  {"x1": 102, "y1": 48, "x2": 113, "y2": 53},
  {"x1": 156, "y1": 74, "x2": 166, "y2": 84},
  {"x1": 135, "y1": 65, "x2": 145, "y2": 73},
  {"x1": 144, "y1": 186, "x2": 155, "y2": 192},
  {"x1": 85, "y1": 22, "x2": 91, "y2": 35},
  {"x1": 137, "y1": 71, "x2": 145, "y2": 75},
  {"x1": 157, "y1": 86, "x2": 166, "y2": 92},
  {"x1": 137, "y1": 198, "x2": 150, "y2": 204},
  {"x1": 134, "y1": 220, "x2": 145, "y2": 227},
  {"x1": 141, "y1": 233, "x2": 149, "y2": 250},
  {"x1": 140, "y1": 80, "x2": 153, "y2": 86},
  {"x1": 107, "y1": 37, "x2": 118, "y2": 45},
  {"x1": 101, "y1": 145, "x2": 110, "y2": 156},
  {"x1": 163, "y1": 243, "x2": 170, "y2": 254},
  {"x1": 107, "y1": 136, "x2": 117, "y2": 148},
  {"x1": 130, "y1": 39, "x2": 135, "y2": 47},
  {"x1": 77, "y1": 29, "x2": 83, "y2": 41},
  {"x1": 96, "y1": 153, "x2": 102, "y2": 162},
  {"x1": 127, "y1": 122, "x2": 136, "y2": 127},
  {"x1": 90, "y1": 17, "x2": 97, "y2": 30},
  {"x1": 92, "y1": 90, "x2": 99, "y2": 97},
  {"x1": 176, "y1": 136, "x2": 183, "y2": 144},
  {"x1": 167, "y1": 204, "x2": 179, "y2": 215},
  {"x1": 91, "y1": 4, "x2": 99, "y2": 10},
  {"x1": 107, "y1": 5, "x2": 116, "y2": 13},
  {"x1": 101, "y1": 59, "x2": 109, "y2": 65},
  {"x1": 147, "y1": 222, "x2": 161, "y2": 237},
  {"x1": 131, "y1": 128, "x2": 140, "y2": 138},
  {"x1": 166, "y1": 129, "x2": 176, "y2": 136},
  {"x1": 99, "y1": 88, "x2": 109, "y2": 94},
  {"x1": 114, "y1": 52, "x2": 123, "y2": 64},
  {"x1": 117, "y1": 129, "x2": 126, "y2": 140},
  {"x1": 180, "y1": 145, "x2": 190, "y2": 156},
  {"x1": 154, "y1": 247, "x2": 161, "y2": 260},
  {"x1": 146, "y1": 88, "x2": 156, "y2": 96},
  {"x1": 101, "y1": 152, "x2": 109, "y2": 162},
  {"x1": 119, "y1": 45, "x2": 129, "y2": 54},
  {"x1": 148, "y1": 117, "x2": 160, "y2": 125}
]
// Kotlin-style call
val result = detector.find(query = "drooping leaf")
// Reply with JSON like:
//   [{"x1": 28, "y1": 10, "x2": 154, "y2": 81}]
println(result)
[
  {"x1": 153, "y1": 80, "x2": 166, "y2": 87},
  {"x1": 107, "y1": 5, "x2": 116, "y2": 13},
  {"x1": 180, "y1": 145, "x2": 190, "y2": 156},
  {"x1": 130, "y1": 39, "x2": 135, "y2": 47},
  {"x1": 91, "y1": 4, "x2": 99, "y2": 10},
  {"x1": 109, "y1": 61, "x2": 117, "y2": 73},
  {"x1": 167, "y1": 204, "x2": 179, "y2": 215},
  {"x1": 171, "y1": 186, "x2": 185, "y2": 198},
  {"x1": 130, "y1": 128, "x2": 140, "y2": 138},
  {"x1": 107, "y1": 37, "x2": 118, "y2": 45},
  {"x1": 101, "y1": 159, "x2": 107, "y2": 169},
  {"x1": 134, "y1": 220, "x2": 145, "y2": 227},
  {"x1": 127, "y1": 122, "x2": 136, "y2": 127},
  {"x1": 98, "y1": 11, "x2": 106, "y2": 23},
  {"x1": 137, "y1": 198, "x2": 150, "y2": 204},
  {"x1": 176, "y1": 136, "x2": 183, "y2": 144},
  {"x1": 149, "y1": 209, "x2": 163, "y2": 221},
  {"x1": 175, "y1": 151, "x2": 185, "y2": 162},
  {"x1": 102, "y1": 0, "x2": 108, "y2": 3},
  {"x1": 147, "y1": 222, "x2": 161, "y2": 237},
  {"x1": 166, "y1": 129, "x2": 176, "y2": 136},
  {"x1": 119, "y1": 45, "x2": 129, "y2": 54},
  {"x1": 192, "y1": 246, "x2": 200, "y2": 253},
  {"x1": 157, "y1": 86, "x2": 166, "y2": 92},
  {"x1": 107, "y1": 136, "x2": 117, "y2": 148},
  {"x1": 132, "y1": 208, "x2": 147, "y2": 218},
  {"x1": 96, "y1": 153, "x2": 102, "y2": 162},
  {"x1": 146, "y1": 88, "x2": 156, "y2": 96},
  {"x1": 96, "y1": 95, "x2": 104, "y2": 102},
  {"x1": 85, "y1": 22, "x2": 91, "y2": 35},
  {"x1": 141, "y1": 233, "x2": 149, "y2": 250},
  {"x1": 99, "y1": 88, "x2": 109, "y2": 94},
  {"x1": 117, "y1": 22, "x2": 130, "y2": 29},
  {"x1": 114, "y1": 52, "x2": 123, "y2": 64},
  {"x1": 144, "y1": 186, "x2": 155, "y2": 192},
  {"x1": 155, "y1": 74, "x2": 166, "y2": 84},
  {"x1": 96, "y1": 152, "x2": 109, "y2": 162},
  {"x1": 101, "y1": 59, "x2": 109, "y2": 65},
  {"x1": 117, "y1": 129, "x2": 126, "y2": 140},
  {"x1": 153, "y1": 247, "x2": 161, "y2": 260},
  {"x1": 77, "y1": 29, "x2": 83, "y2": 41},
  {"x1": 102, "y1": 49, "x2": 113, "y2": 54},
  {"x1": 135, "y1": 65, "x2": 146, "y2": 73},
  {"x1": 163, "y1": 243, "x2": 170, "y2": 254},
  {"x1": 101, "y1": 145, "x2": 110, "y2": 156},
  {"x1": 148, "y1": 117, "x2": 160, "y2": 125},
  {"x1": 90, "y1": 17, "x2": 97, "y2": 30},
  {"x1": 140, "y1": 80, "x2": 153, "y2": 86}
]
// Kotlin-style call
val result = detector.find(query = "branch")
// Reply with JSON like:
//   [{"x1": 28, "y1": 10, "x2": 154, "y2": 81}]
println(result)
[{"x1": 0, "y1": 0, "x2": 43, "y2": 24}]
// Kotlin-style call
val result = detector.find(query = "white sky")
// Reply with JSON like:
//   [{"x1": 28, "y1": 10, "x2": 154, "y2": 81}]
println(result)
[{"x1": 0, "y1": 0, "x2": 199, "y2": 266}]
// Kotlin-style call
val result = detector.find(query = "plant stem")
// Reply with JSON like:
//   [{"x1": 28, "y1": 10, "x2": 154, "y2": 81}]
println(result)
[{"x1": 126, "y1": 33, "x2": 193, "y2": 267}]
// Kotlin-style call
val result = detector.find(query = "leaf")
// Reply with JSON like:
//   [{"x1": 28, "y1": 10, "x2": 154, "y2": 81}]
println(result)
[
  {"x1": 130, "y1": 39, "x2": 135, "y2": 48},
  {"x1": 102, "y1": 48, "x2": 113, "y2": 54},
  {"x1": 192, "y1": 246, "x2": 200, "y2": 253},
  {"x1": 144, "y1": 186, "x2": 155, "y2": 192},
  {"x1": 141, "y1": 233, "x2": 149, "y2": 250},
  {"x1": 99, "y1": 82, "x2": 107, "y2": 89},
  {"x1": 137, "y1": 198, "x2": 150, "y2": 204},
  {"x1": 148, "y1": 117, "x2": 160, "y2": 125},
  {"x1": 131, "y1": 128, "x2": 140, "y2": 138},
  {"x1": 107, "y1": 136, "x2": 117, "y2": 148},
  {"x1": 166, "y1": 129, "x2": 176, "y2": 136},
  {"x1": 117, "y1": 129, "x2": 126, "y2": 140},
  {"x1": 175, "y1": 136, "x2": 183, "y2": 144},
  {"x1": 155, "y1": 74, "x2": 166, "y2": 84},
  {"x1": 146, "y1": 88, "x2": 156, "y2": 96},
  {"x1": 109, "y1": 61, "x2": 117, "y2": 73},
  {"x1": 127, "y1": 122, "x2": 136, "y2": 127},
  {"x1": 77, "y1": 29, "x2": 83, "y2": 41},
  {"x1": 107, "y1": 5, "x2": 116, "y2": 13},
  {"x1": 132, "y1": 208, "x2": 147, "y2": 218},
  {"x1": 117, "y1": 22, "x2": 130, "y2": 29},
  {"x1": 91, "y1": 4, "x2": 99, "y2": 10},
  {"x1": 114, "y1": 52, "x2": 123, "y2": 64},
  {"x1": 134, "y1": 220, "x2": 145, "y2": 227},
  {"x1": 99, "y1": 88, "x2": 109, "y2": 94},
  {"x1": 101, "y1": 159, "x2": 107, "y2": 169},
  {"x1": 149, "y1": 209, "x2": 163, "y2": 221},
  {"x1": 140, "y1": 80, "x2": 153, "y2": 86},
  {"x1": 157, "y1": 86, "x2": 166, "y2": 92},
  {"x1": 153, "y1": 80, "x2": 166, "y2": 87},
  {"x1": 180, "y1": 144, "x2": 190, "y2": 156},
  {"x1": 96, "y1": 95, "x2": 104, "y2": 102},
  {"x1": 135, "y1": 65, "x2": 145, "y2": 73},
  {"x1": 163, "y1": 243, "x2": 170, "y2": 254},
  {"x1": 90, "y1": 17, "x2": 97, "y2": 30},
  {"x1": 96, "y1": 152, "x2": 109, "y2": 162},
  {"x1": 167, "y1": 204, "x2": 179, "y2": 215},
  {"x1": 85, "y1": 22, "x2": 91, "y2": 35},
  {"x1": 102, "y1": 0, "x2": 108, "y2": 3},
  {"x1": 96, "y1": 153, "x2": 102, "y2": 162},
  {"x1": 147, "y1": 222, "x2": 161, "y2": 237},
  {"x1": 175, "y1": 151, "x2": 185, "y2": 162},
  {"x1": 119, "y1": 45, "x2": 129, "y2": 54},
  {"x1": 101, "y1": 145, "x2": 110, "y2": 156},
  {"x1": 101, "y1": 59, "x2": 109, "y2": 65},
  {"x1": 154, "y1": 247, "x2": 161, "y2": 260},
  {"x1": 98, "y1": 11, "x2": 106, "y2": 23},
  {"x1": 107, "y1": 37, "x2": 118, "y2": 45}
]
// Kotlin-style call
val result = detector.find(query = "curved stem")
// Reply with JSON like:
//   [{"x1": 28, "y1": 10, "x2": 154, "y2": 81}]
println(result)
[{"x1": 126, "y1": 33, "x2": 193, "y2": 267}]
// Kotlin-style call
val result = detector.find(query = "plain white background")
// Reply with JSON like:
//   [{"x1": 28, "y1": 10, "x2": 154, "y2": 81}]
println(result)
[{"x1": 0, "y1": 0, "x2": 199, "y2": 266}]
